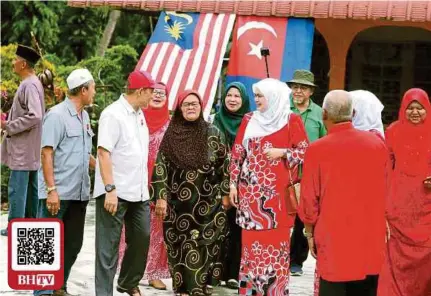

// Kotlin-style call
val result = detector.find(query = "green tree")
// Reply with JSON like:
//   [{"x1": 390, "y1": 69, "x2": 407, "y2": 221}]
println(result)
[{"x1": 0, "y1": 1, "x2": 63, "y2": 52}]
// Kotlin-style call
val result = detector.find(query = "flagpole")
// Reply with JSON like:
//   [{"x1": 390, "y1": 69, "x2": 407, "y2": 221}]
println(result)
[{"x1": 261, "y1": 47, "x2": 270, "y2": 78}]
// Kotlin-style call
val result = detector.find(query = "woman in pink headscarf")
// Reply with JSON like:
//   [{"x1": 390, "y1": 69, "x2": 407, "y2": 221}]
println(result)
[
  {"x1": 378, "y1": 88, "x2": 431, "y2": 296},
  {"x1": 118, "y1": 83, "x2": 171, "y2": 290}
]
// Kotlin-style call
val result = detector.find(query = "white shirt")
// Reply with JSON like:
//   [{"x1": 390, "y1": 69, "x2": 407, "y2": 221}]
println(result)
[{"x1": 93, "y1": 95, "x2": 150, "y2": 202}]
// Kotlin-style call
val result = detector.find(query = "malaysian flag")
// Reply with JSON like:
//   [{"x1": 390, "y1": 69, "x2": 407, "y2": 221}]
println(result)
[{"x1": 135, "y1": 12, "x2": 236, "y2": 117}]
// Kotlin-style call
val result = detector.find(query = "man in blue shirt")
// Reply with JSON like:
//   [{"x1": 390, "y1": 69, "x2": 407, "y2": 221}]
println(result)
[{"x1": 34, "y1": 68, "x2": 96, "y2": 296}]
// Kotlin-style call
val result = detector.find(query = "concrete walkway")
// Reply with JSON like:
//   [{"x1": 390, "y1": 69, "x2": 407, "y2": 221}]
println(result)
[{"x1": 0, "y1": 200, "x2": 315, "y2": 295}]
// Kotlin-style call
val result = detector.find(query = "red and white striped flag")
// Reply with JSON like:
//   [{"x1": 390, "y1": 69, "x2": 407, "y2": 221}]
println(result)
[{"x1": 135, "y1": 12, "x2": 235, "y2": 118}]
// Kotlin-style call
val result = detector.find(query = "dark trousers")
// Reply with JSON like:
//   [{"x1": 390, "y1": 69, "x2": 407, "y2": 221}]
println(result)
[
  {"x1": 223, "y1": 207, "x2": 242, "y2": 281},
  {"x1": 289, "y1": 214, "x2": 309, "y2": 267},
  {"x1": 34, "y1": 199, "x2": 88, "y2": 296},
  {"x1": 95, "y1": 195, "x2": 150, "y2": 296},
  {"x1": 319, "y1": 275, "x2": 379, "y2": 296},
  {"x1": 7, "y1": 170, "x2": 38, "y2": 222}
]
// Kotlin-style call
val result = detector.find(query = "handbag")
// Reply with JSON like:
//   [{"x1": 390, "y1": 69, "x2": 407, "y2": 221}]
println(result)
[{"x1": 286, "y1": 164, "x2": 300, "y2": 216}]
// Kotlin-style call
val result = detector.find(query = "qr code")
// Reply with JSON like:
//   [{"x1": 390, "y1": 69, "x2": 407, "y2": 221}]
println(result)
[
  {"x1": 11, "y1": 220, "x2": 61, "y2": 271},
  {"x1": 16, "y1": 228, "x2": 55, "y2": 265}
]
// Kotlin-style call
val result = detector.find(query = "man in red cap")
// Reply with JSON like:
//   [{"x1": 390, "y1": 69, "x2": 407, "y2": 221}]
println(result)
[
  {"x1": 1, "y1": 45, "x2": 45, "y2": 236},
  {"x1": 93, "y1": 70, "x2": 155, "y2": 296}
]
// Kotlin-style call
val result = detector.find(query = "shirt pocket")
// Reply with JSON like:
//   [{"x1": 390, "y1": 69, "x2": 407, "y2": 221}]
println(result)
[{"x1": 65, "y1": 129, "x2": 83, "y2": 153}]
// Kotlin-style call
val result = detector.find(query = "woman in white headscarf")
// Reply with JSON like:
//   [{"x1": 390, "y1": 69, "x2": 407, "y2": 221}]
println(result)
[
  {"x1": 350, "y1": 90, "x2": 385, "y2": 138},
  {"x1": 228, "y1": 78, "x2": 309, "y2": 296}
]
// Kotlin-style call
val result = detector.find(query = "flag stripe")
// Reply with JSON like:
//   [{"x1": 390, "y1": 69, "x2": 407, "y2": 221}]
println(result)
[
  {"x1": 203, "y1": 14, "x2": 236, "y2": 116},
  {"x1": 150, "y1": 42, "x2": 170, "y2": 80},
  {"x1": 185, "y1": 14, "x2": 214, "y2": 90},
  {"x1": 160, "y1": 45, "x2": 179, "y2": 84}
]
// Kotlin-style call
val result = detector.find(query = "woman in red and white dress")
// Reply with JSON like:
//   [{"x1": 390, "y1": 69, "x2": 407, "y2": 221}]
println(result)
[
  {"x1": 118, "y1": 83, "x2": 171, "y2": 290},
  {"x1": 229, "y1": 78, "x2": 309, "y2": 296}
]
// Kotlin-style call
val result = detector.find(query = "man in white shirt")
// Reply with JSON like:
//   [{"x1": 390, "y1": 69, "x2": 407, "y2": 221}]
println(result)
[{"x1": 93, "y1": 70, "x2": 155, "y2": 296}]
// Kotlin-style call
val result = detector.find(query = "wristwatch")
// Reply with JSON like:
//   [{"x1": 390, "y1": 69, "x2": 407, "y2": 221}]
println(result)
[
  {"x1": 46, "y1": 186, "x2": 56, "y2": 194},
  {"x1": 105, "y1": 184, "x2": 116, "y2": 193},
  {"x1": 303, "y1": 228, "x2": 313, "y2": 239}
]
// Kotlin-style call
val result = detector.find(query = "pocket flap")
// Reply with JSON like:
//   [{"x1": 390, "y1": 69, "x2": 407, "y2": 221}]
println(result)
[{"x1": 66, "y1": 129, "x2": 82, "y2": 137}]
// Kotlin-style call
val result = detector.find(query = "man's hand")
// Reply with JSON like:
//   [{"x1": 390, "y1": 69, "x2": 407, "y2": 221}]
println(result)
[
  {"x1": 104, "y1": 191, "x2": 118, "y2": 215},
  {"x1": 229, "y1": 186, "x2": 239, "y2": 208},
  {"x1": 222, "y1": 195, "x2": 231, "y2": 210},
  {"x1": 264, "y1": 148, "x2": 285, "y2": 161},
  {"x1": 46, "y1": 191, "x2": 60, "y2": 216},
  {"x1": 155, "y1": 199, "x2": 167, "y2": 220},
  {"x1": 308, "y1": 237, "x2": 317, "y2": 259},
  {"x1": 424, "y1": 176, "x2": 431, "y2": 190},
  {"x1": 1, "y1": 120, "x2": 7, "y2": 130}
]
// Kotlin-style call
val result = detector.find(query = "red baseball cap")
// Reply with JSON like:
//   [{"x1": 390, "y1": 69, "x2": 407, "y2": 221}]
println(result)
[{"x1": 127, "y1": 70, "x2": 155, "y2": 89}]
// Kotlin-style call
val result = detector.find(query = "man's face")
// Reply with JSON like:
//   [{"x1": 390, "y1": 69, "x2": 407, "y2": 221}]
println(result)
[
  {"x1": 82, "y1": 81, "x2": 96, "y2": 106},
  {"x1": 138, "y1": 88, "x2": 153, "y2": 109},
  {"x1": 12, "y1": 56, "x2": 26, "y2": 75},
  {"x1": 291, "y1": 83, "x2": 314, "y2": 106}
]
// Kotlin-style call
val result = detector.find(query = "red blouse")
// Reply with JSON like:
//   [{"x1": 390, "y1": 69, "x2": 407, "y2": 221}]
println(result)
[{"x1": 229, "y1": 113, "x2": 309, "y2": 230}]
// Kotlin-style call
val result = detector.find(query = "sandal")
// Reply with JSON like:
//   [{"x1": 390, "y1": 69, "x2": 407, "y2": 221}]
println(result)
[
  {"x1": 116, "y1": 286, "x2": 141, "y2": 296},
  {"x1": 204, "y1": 285, "x2": 213, "y2": 295}
]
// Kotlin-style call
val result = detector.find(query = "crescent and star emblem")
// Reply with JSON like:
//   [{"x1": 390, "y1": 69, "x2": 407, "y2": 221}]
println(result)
[
  {"x1": 164, "y1": 12, "x2": 194, "y2": 40},
  {"x1": 237, "y1": 21, "x2": 277, "y2": 60}
]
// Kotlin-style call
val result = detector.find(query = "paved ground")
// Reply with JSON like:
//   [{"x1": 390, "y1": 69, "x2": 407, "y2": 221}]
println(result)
[{"x1": 0, "y1": 200, "x2": 315, "y2": 295}]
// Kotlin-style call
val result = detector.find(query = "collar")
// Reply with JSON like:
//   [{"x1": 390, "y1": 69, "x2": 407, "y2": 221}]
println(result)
[
  {"x1": 290, "y1": 95, "x2": 314, "y2": 112},
  {"x1": 120, "y1": 94, "x2": 141, "y2": 115},
  {"x1": 65, "y1": 97, "x2": 78, "y2": 117},
  {"x1": 328, "y1": 122, "x2": 353, "y2": 134}
]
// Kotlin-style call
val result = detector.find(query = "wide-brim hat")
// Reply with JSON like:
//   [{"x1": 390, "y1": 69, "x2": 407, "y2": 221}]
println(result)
[
  {"x1": 287, "y1": 69, "x2": 317, "y2": 87},
  {"x1": 16, "y1": 45, "x2": 40, "y2": 65}
]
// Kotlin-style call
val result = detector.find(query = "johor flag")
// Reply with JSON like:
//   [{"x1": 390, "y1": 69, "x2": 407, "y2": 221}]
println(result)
[
  {"x1": 136, "y1": 12, "x2": 235, "y2": 117},
  {"x1": 226, "y1": 17, "x2": 314, "y2": 110}
]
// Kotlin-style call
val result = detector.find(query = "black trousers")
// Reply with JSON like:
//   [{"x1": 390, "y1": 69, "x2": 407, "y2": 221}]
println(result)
[
  {"x1": 319, "y1": 275, "x2": 379, "y2": 296},
  {"x1": 222, "y1": 207, "x2": 242, "y2": 281},
  {"x1": 95, "y1": 195, "x2": 150, "y2": 296},
  {"x1": 289, "y1": 214, "x2": 309, "y2": 267}
]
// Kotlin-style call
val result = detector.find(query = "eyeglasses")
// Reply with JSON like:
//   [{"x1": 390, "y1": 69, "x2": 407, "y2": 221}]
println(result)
[
  {"x1": 154, "y1": 90, "x2": 166, "y2": 97},
  {"x1": 182, "y1": 102, "x2": 200, "y2": 108}
]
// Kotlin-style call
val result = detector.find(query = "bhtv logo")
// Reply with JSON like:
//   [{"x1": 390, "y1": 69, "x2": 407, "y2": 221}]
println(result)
[
  {"x1": 18, "y1": 274, "x2": 55, "y2": 287},
  {"x1": 8, "y1": 219, "x2": 64, "y2": 291}
]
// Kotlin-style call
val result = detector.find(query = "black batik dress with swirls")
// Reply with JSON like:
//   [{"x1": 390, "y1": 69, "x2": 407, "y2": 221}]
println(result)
[{"x1": 150, "y1": 125, "x2": 230, "y2": 295}]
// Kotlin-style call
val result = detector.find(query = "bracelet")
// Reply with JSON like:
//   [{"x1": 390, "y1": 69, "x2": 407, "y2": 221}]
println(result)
[{"x1": 46, "y1": 186, "x2": 56, "y2": 194}]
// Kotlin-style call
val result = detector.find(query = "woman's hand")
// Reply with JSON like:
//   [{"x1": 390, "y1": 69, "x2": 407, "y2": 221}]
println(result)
[
  {"x1": 155, "y1": 199, "x2": 167, "y2": 220},
  {"x1": 264, "y1": 148, "x2": 285, "y2": 161},
  {"x1": 222, "y1": 196, "x2": 231, "y2": 210},
  {"x1": 424, "y1": 176, "x2": 431, "y2": 190},
  {"x1": 229, "y1": 186, "x2": 239, "y2": 208}
]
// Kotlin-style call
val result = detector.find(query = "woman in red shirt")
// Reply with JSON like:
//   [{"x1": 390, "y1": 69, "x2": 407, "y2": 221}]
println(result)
[
  {"x1": 378, "y1": 88, "x2": 431, "y2": 296},
  {"x1": 229, "y1": 78, "x2": 308, "y2": 296}
]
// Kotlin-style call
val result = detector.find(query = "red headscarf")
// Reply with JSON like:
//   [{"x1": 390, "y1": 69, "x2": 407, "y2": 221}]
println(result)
[
  {"x1": 142, "y1": 83, "x2": 170, "y2": 134},
  {"x1": 387, "y1": 88, "x2": 431, "y2": 177}
]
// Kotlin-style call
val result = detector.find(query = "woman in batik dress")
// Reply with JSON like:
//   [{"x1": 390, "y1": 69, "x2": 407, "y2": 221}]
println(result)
[
  {"x1": 212, "y1": 81, "x2": 250, "y2": 289},
  {"x1": 229, "y1": 78, "x2": 309, "y2": 296},
  {"x1": 377, "y1": 88, "x2": 431, "y2": 296},
  {"x1": 152, "y1": 90, "x2": 230, "y2": 296},
  {"x1": 118, "y1": 83, "x2": 171, "y2": 289}
]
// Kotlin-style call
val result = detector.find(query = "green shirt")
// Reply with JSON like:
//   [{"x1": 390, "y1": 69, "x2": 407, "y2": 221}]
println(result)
[{"x1": 290, "y1": 97, "x2": 326, "y2": 143}]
